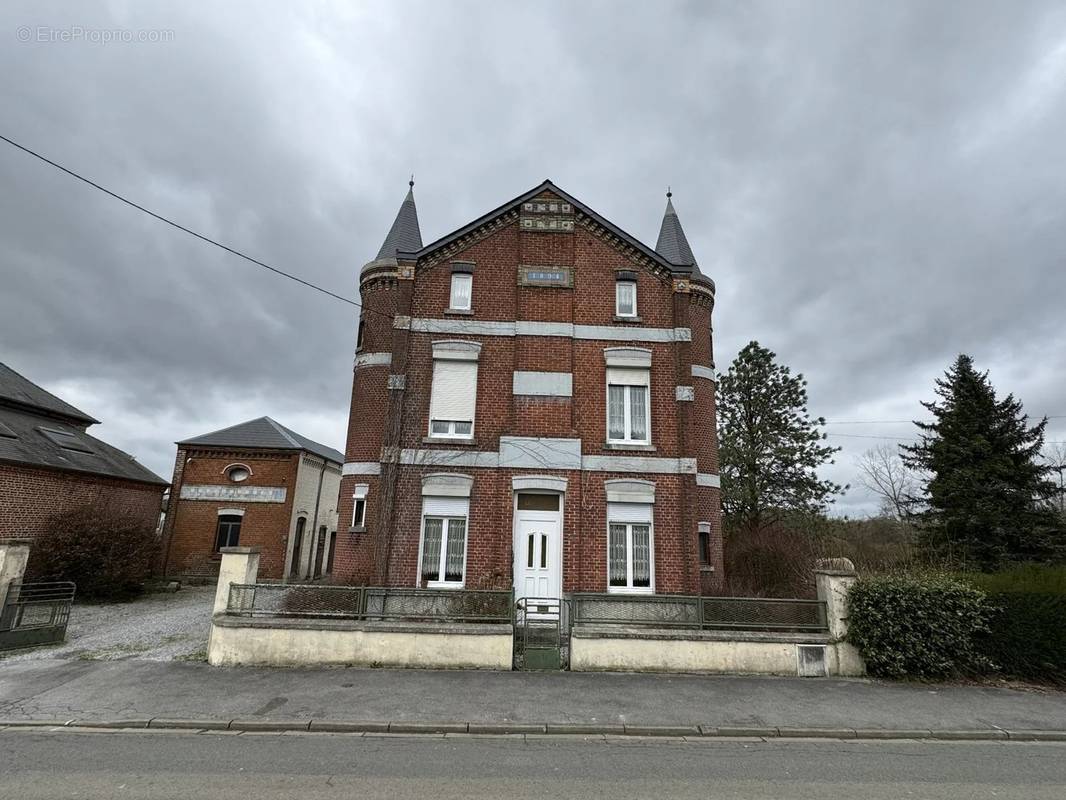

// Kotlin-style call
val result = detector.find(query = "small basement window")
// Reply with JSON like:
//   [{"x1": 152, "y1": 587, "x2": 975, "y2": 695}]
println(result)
[{"x1": 37, "y1": 427, "x2": 94, "y2": 454}]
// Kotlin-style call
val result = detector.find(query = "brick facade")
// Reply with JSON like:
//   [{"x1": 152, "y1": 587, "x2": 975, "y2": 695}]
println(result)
[
  {"x1": 160, "y1": 445, "x2": 341, "y2": 580},
  {"x1": 0, "y1": 463, "x2": 164, "y2": 553},
  {"x1": 335, "y1": 183, "x2": 723, "y2": 595}
]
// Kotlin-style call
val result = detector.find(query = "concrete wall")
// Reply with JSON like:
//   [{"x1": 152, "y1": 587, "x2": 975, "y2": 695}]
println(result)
[
  {"x1": 209, "y1": 617, "x2": 513, "y2": 669},
  {"x1": 569, "y1": 627, "x2": 863, "y2": 676}
]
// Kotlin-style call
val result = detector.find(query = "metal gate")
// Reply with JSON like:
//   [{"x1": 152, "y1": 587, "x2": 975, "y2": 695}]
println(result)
[
  {"x1": 0, "y1": 581, "x2": 76, "y2": 652},
  {"x1": 514, "y1": 596, "x2": 568, "y2": 670}
]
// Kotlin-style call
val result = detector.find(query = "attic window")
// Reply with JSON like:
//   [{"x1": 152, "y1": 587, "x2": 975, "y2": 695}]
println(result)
[
  {"x1": 0, "y1": 421, "x2": 17, "y2": 439},
  {"x1": 37, "y1": 427, "x2": 94, "y2": 454}
]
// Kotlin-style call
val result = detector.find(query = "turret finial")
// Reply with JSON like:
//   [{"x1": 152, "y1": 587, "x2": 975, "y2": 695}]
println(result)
[
  {"x1": 666, "y1": 185, "x2": 672, "y2": 198},
  {"x1": 409, "y1": 174, "x2": 415, "y2": 188}
]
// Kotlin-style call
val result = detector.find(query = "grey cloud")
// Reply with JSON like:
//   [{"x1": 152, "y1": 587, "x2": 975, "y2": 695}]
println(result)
[{"x1": 1, "y1": 1, "x2": 1064, "y2": 511}]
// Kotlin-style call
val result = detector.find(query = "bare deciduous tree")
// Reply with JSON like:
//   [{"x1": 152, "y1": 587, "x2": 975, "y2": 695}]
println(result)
[
  {"x1": 857, "y1": 444, "x2": 917, "y2": 520},
  {"x1": 1041, "y1": 442, "x2": 1066, "y2": 515}
]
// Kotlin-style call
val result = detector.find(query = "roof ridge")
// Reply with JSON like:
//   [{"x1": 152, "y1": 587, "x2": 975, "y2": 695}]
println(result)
[
  {"x1": 177, "y1": 415, "x2": 272, "y2": 444},
  {"x1": 262, "y1": 416, "x2": 303, "y2": 449}
]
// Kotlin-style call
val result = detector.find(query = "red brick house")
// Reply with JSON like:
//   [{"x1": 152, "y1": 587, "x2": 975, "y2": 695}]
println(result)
[
  {"x1": 0, "y1": 362, "x2": 167, "y2": 544},
  {"x1": 335, "y1": 180, "x2": 722, "y2": 599},
  {"x1": 160, "y1": 417, "x2": 343, "y2": 580}
]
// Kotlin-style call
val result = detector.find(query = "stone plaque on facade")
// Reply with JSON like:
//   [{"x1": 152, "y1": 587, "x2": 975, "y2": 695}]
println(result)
[
  {"x1": 180, "y1": 485, "x2": 287, "y2": 503},
  {"x1": 518, "y1": 265, "x2": 574, "y2": 288}
]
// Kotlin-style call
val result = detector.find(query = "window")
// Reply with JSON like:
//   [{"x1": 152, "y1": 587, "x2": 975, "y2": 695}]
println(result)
[
  {"x1": 421, "y1": 517, "x2": 467, "y2": 586},
  {"x1": 356, "y1": 318, "x2": 366, "y2": 350},
  {"x1": 698, "y1": 530, "x2": 710, "y2": 565},
  {"x1": 351, "y1": 484, "x2": 368, "y2": 528},
  {"x1": 428, "y1": 349, "x2": 478, "y2": 439},
  {"x1": 449, "y1": 273, "x2": 472, "y2": 311},
  {"x1": 291, "y1": 517, "x2": 306, "y2": 577},
  {"x1": 607, "y1": 502, "x2": 653, "y2": 592},
  {"x1": 226, "y1": 464, "x2": 250, "y2": 482},
  {"x1": 326, "y1": 531, "x2": 337, "y2": 574},
  {"x1": 615, "y1": 279, "x2": 637, "y2": 317},
  {"x1": 419, "y1": 495, "x2": 468, "y2": 587},
  {"x1": 215, "y1": 514, "x2": 242, "y2": 550},
  {"x1": 37, "y1": 427, "x2": 94, "y2": 454},
  {"x1": 606, "y1": 368, "x2": 650, "y2": 445}
]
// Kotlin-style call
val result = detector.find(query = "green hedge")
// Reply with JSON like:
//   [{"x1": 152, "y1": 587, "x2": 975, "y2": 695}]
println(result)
[
  {"x1": 846, "y1": 574, "x2": 992, "y2": 679},
  {"x1": 964, "y1": 566, "x2": 1066, "y2": 684}
]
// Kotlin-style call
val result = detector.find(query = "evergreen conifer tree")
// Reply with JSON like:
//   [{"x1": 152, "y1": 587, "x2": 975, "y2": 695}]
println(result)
[
  {"x1": 902, "y1": 354, "x2": 1060, "y2": 569},
  {"x1": 717, "y1": 341, "x2": 842, "y2": 532}
]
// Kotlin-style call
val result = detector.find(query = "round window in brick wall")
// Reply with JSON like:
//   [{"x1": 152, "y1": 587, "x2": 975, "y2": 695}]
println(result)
[{"x1": 226, "y1": 465, "x2": 251, "y2": 483}]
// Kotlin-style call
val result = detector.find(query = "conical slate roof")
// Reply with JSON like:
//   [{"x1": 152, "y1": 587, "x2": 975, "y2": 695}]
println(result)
[
  {"x1": 655, "y1": 192, "x2": 698, "y2": 270},
  {"x1": 375, "y1": 182, "x2": 423, "y2": 260},
  {"x1": 178, "y1": 416, "x2": 344, "y2": 464}
]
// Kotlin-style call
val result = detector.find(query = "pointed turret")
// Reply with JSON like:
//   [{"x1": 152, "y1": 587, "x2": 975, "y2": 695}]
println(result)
[
  {"x1": 375, "y1": 179, "x2": 423, "y2": 260},
  {"x1": 655, "y1": 189, "x2": 698, "y2": 271}
]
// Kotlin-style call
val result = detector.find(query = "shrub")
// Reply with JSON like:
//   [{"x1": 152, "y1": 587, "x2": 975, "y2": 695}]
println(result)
[
  {"x1": 846, "y1": 574, "x2": 992, "y2": 679},
  {"x1": 723, "y1": 524, "x2": 816, "y2": 598},
  {"x1": 963, "y1": 566, "x2": 1066, "y2": 684},
  {"x1": 28, "y1": 499, "x2": 159, "y2": 601}
]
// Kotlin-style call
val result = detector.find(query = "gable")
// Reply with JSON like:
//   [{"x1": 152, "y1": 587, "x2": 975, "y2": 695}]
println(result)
[{"x1": 408, "y1": 181, "x2": 694, "y2": 281}]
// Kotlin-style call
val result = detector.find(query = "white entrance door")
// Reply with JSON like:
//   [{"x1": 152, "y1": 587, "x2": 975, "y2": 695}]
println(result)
[{"x1": 514, "y1": 507, "x2": 561, "y2": 602}]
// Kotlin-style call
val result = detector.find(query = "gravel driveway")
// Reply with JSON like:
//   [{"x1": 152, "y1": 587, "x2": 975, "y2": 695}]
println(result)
[{"x1": 1, "y1": 586, "x2": 215, "y2": 663}]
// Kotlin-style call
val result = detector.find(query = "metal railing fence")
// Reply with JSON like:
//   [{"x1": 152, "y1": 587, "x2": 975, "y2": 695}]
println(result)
[
  {"x1": 226, "y1": 583, "x2": 512, "y2": 625},
  {"x1": 570, "y1": 593, "x2": 828, "y2": 633}
]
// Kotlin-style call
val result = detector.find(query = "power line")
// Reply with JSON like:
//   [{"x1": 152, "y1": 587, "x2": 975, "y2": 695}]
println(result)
[
  {"x1": 824, "y1": 416, "x2": 1066, "y2": 425},
  {"x1": 827, "y1": 432, "x2": 1066, "y2": 445},
  {"x1": 0, "y1": 132, "x2": 393, "y2": 320}
]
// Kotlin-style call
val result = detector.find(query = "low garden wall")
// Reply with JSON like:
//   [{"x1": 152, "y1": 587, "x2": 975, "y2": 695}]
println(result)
[
  {"x1": 209, "y1": 615, "x2": 512, "y2": 669},
  {"x1": 571, "y1": 627, "x2": 864, "y2": 676},
  {"x1": 568, "y1": 568, "x2": 865, "y2": 677},
  {"x1": 206, "y1": 547, "x2": 513, "y2": 670}
]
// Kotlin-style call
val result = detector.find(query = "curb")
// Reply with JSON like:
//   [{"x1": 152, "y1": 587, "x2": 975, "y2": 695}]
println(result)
[{"x1": 1, "y1": 719, "x2": 1064, "y2": 741}]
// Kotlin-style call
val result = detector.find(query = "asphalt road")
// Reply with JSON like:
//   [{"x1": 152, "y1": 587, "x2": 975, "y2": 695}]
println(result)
[{"x1": 2, "y1": 728, "x2": 1065, "y2": 799}]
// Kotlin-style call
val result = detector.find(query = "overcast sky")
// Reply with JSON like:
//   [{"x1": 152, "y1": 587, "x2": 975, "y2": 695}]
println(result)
[{"x1": 2, "y1": 1, "x2": 1065, "y2": 516}]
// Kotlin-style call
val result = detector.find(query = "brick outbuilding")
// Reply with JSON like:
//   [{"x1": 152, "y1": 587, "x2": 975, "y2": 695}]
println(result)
[
  {"x1": 159, "y1": 417, "x2": 342, "y2": 581},
  {"x1": 0, "y1": 362, "x2": 167, "y2": 549},
  {"x1": 336, "y1": 180, "x2": 723, "y2": 598}
]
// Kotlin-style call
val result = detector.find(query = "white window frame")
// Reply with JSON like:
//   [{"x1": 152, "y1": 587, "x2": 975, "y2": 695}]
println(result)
[
  {"x1": 606, "y1": 518, "x2": 655, "y2": 594},
  {"x1": 429, "y1": 418, "x2": 474, "y2": 438},
  {"x1": 449, "y1": 273, "x2": 473, "y2": 311},
  {"x1": 606, "y1": 375, "x2": 651, "y2": 446},
  {"x1": 428, "y1": 341, "x2": 480, "y2": 441},
  {"x1": 418, "y1": 515, "x2": 468, "y2": 589},
  {"x1": 351, "y1": 484, "x2": 368, "y2": 528},
  {"x1": 615, "y1": 279, "x2": 637, "y2": 317}
]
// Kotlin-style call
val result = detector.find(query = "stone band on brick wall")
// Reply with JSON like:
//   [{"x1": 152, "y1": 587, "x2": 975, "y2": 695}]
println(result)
[
  {"x1": 344, "y1": 448, "x2": 708, "y2": 476},
  {"x1": 342, "y1": 462, "x2": 383, "y2": 476},
  {"x1": 691, "y1": 364, "x2": 716, "y2": 381},
  {"x1": 512, "y1": 371, "x2": 573, "y2": 397},
  {"x1": 355, "y1": 352, "x2": 392, "y2": 368},
  {"x1": 407, "y1": 318, "x2": 692, "y2": 342},
  {"x1": 696, "y1": 473, "x2": 722, "y2": 488}
]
